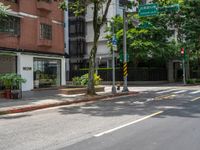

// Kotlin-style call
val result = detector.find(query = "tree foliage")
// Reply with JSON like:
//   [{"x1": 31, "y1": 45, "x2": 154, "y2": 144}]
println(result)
[
  {"x1": 0, "y1": 2, "x2": 9, "y2": 18},
  {"x1": 106, "y1": 5, "x2": 180, "y2": 67}
]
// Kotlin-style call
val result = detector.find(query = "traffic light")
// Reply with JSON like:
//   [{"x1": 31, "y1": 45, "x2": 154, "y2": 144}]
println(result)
[{"x1": 181, "y1": 48, "x2": 184, "y2": 55}]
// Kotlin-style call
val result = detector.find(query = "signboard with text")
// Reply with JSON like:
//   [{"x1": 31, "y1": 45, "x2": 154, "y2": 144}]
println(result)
[{"x1": 139, "y1": 3, "x2": 158, "y2": 17}]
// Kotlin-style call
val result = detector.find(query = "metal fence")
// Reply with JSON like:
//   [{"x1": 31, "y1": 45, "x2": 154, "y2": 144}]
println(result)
[{"x1": 70, "y1": 68, "x2": 168, "y2": 81}]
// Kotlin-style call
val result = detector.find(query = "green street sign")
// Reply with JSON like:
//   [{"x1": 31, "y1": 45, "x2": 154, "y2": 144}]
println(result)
[
  {"x1": 159, "y1": 4, "x2": 180, "y2": 13},
  {"x1": 139, "y1": 3, "x2": 158, "y2": 17},
  {"x1": 138, "y1": 22, "x2": 153, "y2": 29}
]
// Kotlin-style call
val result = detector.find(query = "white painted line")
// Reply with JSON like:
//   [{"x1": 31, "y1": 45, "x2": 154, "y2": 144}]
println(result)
[
  {"x1": 189, "y1": 90, "x2": 200, "y2": 95},
  {"x1": 94, "y1": 111, "x2": 164, "y2": 137},
  {"x1": 190, "y1": 97, "x2": 200, "y2": 102},
  {"x1": 156, "y1": 89, "x2": 175, "y2": 94},
  {"x1": 173, "y1": 90, "x2": 187, "y2": 94}
]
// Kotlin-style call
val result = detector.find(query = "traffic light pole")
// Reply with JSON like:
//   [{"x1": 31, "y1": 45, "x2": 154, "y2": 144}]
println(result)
[
  {"x1": 183, "y1": 57, "x2": 186, "y2": 85},
  {"x1": 122, "y1": 6, "x2": 129, "y2": 92}
]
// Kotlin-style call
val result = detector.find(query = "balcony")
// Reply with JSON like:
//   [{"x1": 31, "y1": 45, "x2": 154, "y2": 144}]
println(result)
[
  {"x1": 37, "y1": 39, "x2": 52, "y2": 47},
  {"x1": 37, "y1": 0, "x2": 52, "y2": 12}
]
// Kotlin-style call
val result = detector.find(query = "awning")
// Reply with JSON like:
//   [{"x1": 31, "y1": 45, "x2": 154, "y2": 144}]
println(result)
[{"x1": 6, "y1": 10, "x2": 24, "y2": 18}]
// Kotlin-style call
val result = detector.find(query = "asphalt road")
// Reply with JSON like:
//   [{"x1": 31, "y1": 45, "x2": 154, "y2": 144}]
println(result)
[
  {"x1": 61, "y1": 101, "x2": 200, "y2": 150},
  {"x1": 1, "y1": 87, "x2": 200, "y2": 150}
]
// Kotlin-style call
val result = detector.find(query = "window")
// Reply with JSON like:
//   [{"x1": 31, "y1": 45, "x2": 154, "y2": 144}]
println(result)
[
  {"x1": 33, "y1": 58, "x2": 61, "y2": 88},
  {"x1": 69, "y1": 39, "x2": 85, "y2": 56},
  {"x1": 38, "y1": 0, "x2": 52, "y2": 2},
  {"x1": 6, "y1": 0, "x2": 18, "y2": 3},
  {"x1": 69, "y1": 18, "x2": 85, "y2": 37},
  {"x1": 40, "y1": 23, "x2": 52, "y2": 40},
  {"x1": 0, "y1": 16, "x2": 20, "y2": 35}
]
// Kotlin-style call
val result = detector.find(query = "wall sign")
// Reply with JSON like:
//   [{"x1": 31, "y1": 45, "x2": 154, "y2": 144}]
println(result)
[{"x1": 23, "y1": 67, "x2": 32, "y2": 71}]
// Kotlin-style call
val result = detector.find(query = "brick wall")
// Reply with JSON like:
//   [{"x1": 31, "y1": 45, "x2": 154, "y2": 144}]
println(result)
[{"x1": 0, "y1": 0, "x2": 64, "y2": 55}]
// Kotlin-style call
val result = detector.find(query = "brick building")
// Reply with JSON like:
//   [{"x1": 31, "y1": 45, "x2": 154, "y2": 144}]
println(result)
[{"x1": 0, "y1": 0, "x2": 66, "y2": 91}]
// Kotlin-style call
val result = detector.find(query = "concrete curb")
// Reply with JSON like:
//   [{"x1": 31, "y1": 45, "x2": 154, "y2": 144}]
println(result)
[{"x1": 0, "y1": 92, "x2": 138, "y2": 115}]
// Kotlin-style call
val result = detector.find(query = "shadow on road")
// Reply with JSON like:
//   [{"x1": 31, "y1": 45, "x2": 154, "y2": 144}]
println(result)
[{"x1": 58, "y1": 92, "x2": 200, "y2": 119}]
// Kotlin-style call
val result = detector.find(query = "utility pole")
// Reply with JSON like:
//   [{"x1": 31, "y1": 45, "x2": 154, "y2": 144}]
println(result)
[{"x1": 122, "y1": 6, "x2": 129, "y2": 92}]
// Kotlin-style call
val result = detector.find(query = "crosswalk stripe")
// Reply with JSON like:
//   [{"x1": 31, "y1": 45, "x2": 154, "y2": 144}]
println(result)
[
  {"x1": 189, "y1": 90, "x2": 200, "y2": 94},
  {"x1": 156, "y1": 89, "x2": 176, "y2": 94},
  {"x1": 173, "y1": 90, "x2": 187, "y2": 94}
]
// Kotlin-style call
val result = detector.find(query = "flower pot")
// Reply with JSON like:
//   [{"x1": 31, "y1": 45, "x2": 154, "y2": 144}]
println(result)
[
  {"x1": 4, "y1": 89, "x2": 11, "y2": 99},
  {"x1": 11, "y1": 90, "x2": 21, "y2": 99}
]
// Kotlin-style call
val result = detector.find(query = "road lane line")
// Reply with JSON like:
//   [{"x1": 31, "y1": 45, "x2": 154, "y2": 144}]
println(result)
[
  {"x1": 190, "y1": 97, "x2": 200, "y2": 102},
  {"x1": 173, "y1": 90, "x2": 187, "y2": 94},
  {"x1": 94, "y1": 111, "x2": 164, "y2": 137},
  {"x1": 156, "y1": 89, "x2": 175, "y2": 94},
  {"x1": 189, "y1": 90, "x2": 200, "y2": 95}
]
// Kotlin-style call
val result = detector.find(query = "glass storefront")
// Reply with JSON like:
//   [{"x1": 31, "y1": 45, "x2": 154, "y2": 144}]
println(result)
[{"x1": 33, "y1": 58, "x2": 61, "y2": 88}]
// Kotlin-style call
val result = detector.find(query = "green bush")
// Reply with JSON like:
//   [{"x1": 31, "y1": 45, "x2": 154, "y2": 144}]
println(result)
[
  {"x1": 186, "y1": 79, "x2": 197, "y2": 84},
  {"x1": 72, "y1": 73, "x2": 102, "y2": 86},
  {"x1": 72, "y1": 76, "x2": 82, "y2": 86},
  {"x1": 0, "y1": 73, "x2": 26, "y2": 89},
  {"x1": 196, "y1": 79, "x2": 200, "y2": 83}
]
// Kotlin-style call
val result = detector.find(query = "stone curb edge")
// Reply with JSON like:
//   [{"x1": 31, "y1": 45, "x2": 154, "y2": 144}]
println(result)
[{"x1": 0, "y1": 92, "x2": 138, "y2": 115}]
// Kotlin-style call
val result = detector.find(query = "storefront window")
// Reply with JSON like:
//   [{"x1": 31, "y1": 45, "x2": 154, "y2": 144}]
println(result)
[{"x1": 33, "y1": 58, "x2": 61, "y2": 88}]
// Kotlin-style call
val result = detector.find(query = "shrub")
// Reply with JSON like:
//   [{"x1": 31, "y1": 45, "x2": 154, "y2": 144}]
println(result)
[
  {"x1": 0, "y1": 73, "x2": 26, "y2": 89},
  {"x1": 196, "y1": 79, "x2": 200, "y2": 83},
  {"x1": 186, "y1": 79, "x2": 196, "y2": 84},
  {"x1": 72, "y1": 73, "x2": 102, "y2": 86},
  {"x1": 72, "y1": 76, "x2": 82, "y2": 86}
]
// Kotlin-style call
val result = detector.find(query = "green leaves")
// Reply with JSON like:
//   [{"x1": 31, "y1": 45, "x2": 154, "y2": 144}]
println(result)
[
  {"x1": 0, "y1": 73, "x2": 26, "y2": 89},
  {"x1": 0, "y1": 2, "x2": 9, "y2": 18},
  {"x1": 72, "y1": 74, "x2": 102, "y2": 86}
]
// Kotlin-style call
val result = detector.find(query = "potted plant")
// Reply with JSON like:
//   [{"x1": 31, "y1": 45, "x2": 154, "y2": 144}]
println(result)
[
  {"x1": 11, "y1": 74, "x2": 26, "y2": 99},
  {"x1": 0, "y1": 73, "x2": 26, "y2": 99},
  {"x1": 0, "y1": 73, "x2": 14, "y2": 99}
]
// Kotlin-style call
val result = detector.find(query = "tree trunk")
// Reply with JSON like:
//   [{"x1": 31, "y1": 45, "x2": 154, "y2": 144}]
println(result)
[
  {"x1": 87, "y1": 40, "x2": 98, "y2": 95},
  {"x1": 86, "y1": 1, "x2": 112, "y2": 95},
  {"x1": 87, "y1": 2, "x2": 100, "y2": 95}
]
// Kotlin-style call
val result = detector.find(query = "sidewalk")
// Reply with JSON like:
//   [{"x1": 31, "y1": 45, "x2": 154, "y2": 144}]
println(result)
[{"x1": 0, "y1": 86, "x2": 137, "y2": 115}]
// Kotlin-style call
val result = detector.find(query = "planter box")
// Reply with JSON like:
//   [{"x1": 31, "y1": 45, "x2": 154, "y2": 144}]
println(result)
[
  {"x1": 0, "y1": 91, "x2": 4, "y2": 98},
  {"x1": 59, "y1": 86, "x2": 105, "y2": 95}
]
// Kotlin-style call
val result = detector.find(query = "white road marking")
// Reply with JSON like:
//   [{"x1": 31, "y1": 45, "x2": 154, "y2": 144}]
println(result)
[
  {"x1": 133, "y1": 101, "x2": 145, "y2": 105},
  {"x1": 173, "y1": 90, "x2": 187, "y2": 94},
  {"x1": 189, "y1": 90, "x2": 200, "y2": 95},
  {"x1": 156, "y1": 89, "x2": 175, "y2": 94},
  {"x1": 190, "y1": 97, "x2": 200, "y2": 102},
  {"x1": 94, "y1": 111, "x2": 164, "y2": 137}
]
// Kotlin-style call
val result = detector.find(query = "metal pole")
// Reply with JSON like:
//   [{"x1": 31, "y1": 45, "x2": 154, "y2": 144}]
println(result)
[
  {"x1": 183, "y1": 58, "x2": 186, "y2": 85},
  {"x1": 112, "y1": 44, "x2": 117, "y2": 94},
  {"x1": 64, "y1": 0, "x2": 69, "y2": 82},
  {"x1": 122, "y1": 6, "x2": 129, "y2": 92},
  {"x1": 111, "y1": 22, "x2": 117, "y2": 94}
]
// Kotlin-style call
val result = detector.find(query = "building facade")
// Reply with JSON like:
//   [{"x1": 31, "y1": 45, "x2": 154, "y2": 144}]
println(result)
[
  {"x1": 0, "y1": 0, "x2": 66, "y2": 91},
  {"x1": 68, "y1": 0, "x2": 86, "y2": 79}
]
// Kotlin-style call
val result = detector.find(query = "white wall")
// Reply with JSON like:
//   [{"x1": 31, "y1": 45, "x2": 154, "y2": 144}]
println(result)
[
  {"x1": 85, "y1": 0, "x2": 118, "y2": 60},
  {"x1": 18, "y1": 54, "x2": 34, "y2": 91}
]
